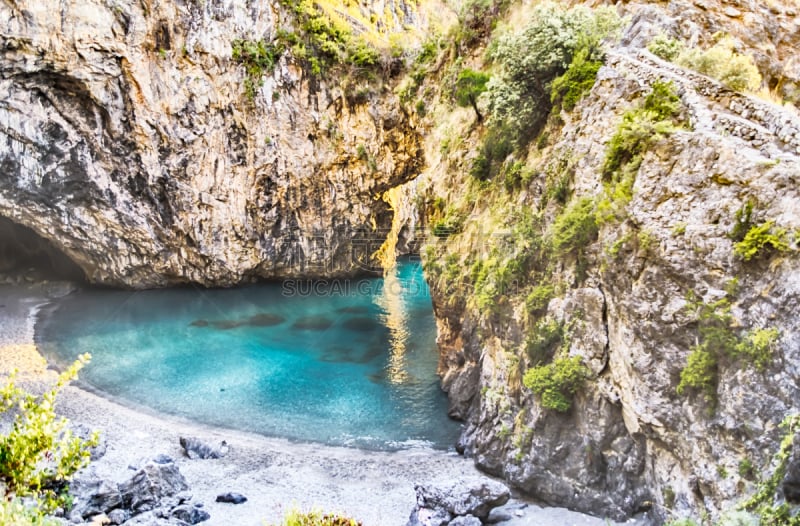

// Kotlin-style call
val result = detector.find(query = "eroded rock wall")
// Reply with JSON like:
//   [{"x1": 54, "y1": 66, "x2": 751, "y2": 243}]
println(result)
[
  {"x1": 407, "y1": 2, "x2": 800, "y2": 521},
  {"x1": 0, "y1": 0, "x2": 423, "y2": 287}
]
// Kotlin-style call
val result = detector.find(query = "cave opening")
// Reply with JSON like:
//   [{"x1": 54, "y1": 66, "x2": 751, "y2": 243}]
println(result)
[{"x1": 0, "y1": 216, "x2": 86, "y2": 283}]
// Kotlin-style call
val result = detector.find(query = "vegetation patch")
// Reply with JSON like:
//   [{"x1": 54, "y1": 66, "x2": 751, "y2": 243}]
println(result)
[
  {"x1": 733, "y1": 221, "x2": 790, "y2": 261},
  {"x1": 676, "y1": 283, "x2": 781, "y2": 404},
  {"x1": 597, "y1": 80, "x2": 685, "y2": 224},
  {"x1": 232, "y1": 39, "x2": 285, "y2": 100},
  {"x1": 276, "y1": 508, "x2": 362, "y2": 526},
  {"x1": 648, "y1": 33, "x2": 762, "y2": 92},
  {"x1": 550, "y1": 47, "x2": 603, "y2": 113},
  {"x1": 550, "y1": 197, "x2": 599, "y2": 257},
  {"x1": 523, "y1": 355, "x2": 588, "y2": 412},
  {"x1": 1, "y1": 355, "x2": 99, "y2": 517}
]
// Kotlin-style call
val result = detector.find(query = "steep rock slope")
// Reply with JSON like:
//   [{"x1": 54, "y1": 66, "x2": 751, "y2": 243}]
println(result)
[
  {"x1": 0, "y1": 0, "x2": 422, "y2": 287},
  {"x1": 404, "y1": 2, "x2": 800, "y2": 522}
]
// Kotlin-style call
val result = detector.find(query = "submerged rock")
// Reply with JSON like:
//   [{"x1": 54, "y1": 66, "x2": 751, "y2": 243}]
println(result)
[
  {"x1": 179, "y1": 437, "x2": 229, "y2": 460},
  {"x1": 291, "y1": 316, "x2": 334, "y2": 331},
  {"x1": 245, "y1": 313, "x2": 285, "y2": 327},
  {"x1": 341, "y1": 317, "x2": 381, "y2": 333}
]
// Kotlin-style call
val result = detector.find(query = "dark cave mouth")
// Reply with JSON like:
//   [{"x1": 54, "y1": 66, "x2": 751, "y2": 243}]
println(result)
[{"x1": 0, "y1": 216, "x2": 86, "y2": 283}]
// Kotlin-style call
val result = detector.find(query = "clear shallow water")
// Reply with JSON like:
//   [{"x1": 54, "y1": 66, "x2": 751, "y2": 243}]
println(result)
[{"x1": 37, "y1": 261, "x2": 462, "y2": 450}]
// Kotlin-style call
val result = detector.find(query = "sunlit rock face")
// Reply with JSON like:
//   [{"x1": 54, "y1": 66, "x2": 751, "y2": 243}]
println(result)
[{"x1": 0, "y1": 0, "x2": 423, "y2": 287}]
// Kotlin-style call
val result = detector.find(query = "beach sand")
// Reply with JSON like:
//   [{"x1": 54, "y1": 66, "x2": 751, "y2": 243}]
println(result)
[{"x1": 0, "y1": 283, "x2": 643, "y2": 526}]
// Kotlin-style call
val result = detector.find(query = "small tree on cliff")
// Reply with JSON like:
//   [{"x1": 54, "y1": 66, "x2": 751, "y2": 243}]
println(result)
[{"x1": 455, "y1": 68, "x2": 491, "y2": 123}]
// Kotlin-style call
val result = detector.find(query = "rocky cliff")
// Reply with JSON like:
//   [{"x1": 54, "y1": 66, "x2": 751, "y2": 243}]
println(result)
[
  {"x1": 400, "y1": 0, "x2": 800, "y2": 522},
  {"x1": 0, "y1": 0, "x2": 423, "y2": 287}
]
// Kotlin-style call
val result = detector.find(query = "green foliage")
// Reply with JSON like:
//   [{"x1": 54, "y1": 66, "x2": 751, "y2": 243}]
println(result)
[
  {"x1": 503, "y1": 161, "x2": 533, "y2": 192},
  {"x1": 742, "y1": 414, "x2": 800, "y2": 525},
  {"x1": 550, "y1": 197, "x2": 598, "y2": 256},
  {"x1": 602, "y1": 80, "x2": 683, "y2": 178},
  {"x1": 276, "y1": 0, "x2": 382, "y2": 77},
  {"x1": 676, "y1": 36, "x2": 762, "y2": 92},
  {"x1": 738, "y1": 458, "x2": 755, "y2": 480},
  {"x1": 523, "y1": 356, "x2": 588, "y2": 412},
  {"x1": 550, "y1": 47, "x2": 603, "y2": 112},
  {"x1": 677, "y1": 346, "x2": 718, "y2": 400},
  {"x1": 471, "y1": 255, "x2": 520, "y2": 314},
  {"x1": 0, "y1": 498, "x2": 59, "y2": 526},
  {"x1": 452, "y1": 0, "x2": 510, "y2": 51},
  {"x1": 597, "y1": 81, "x2": 683, "y2": 223},
  {"x1": 648, "y1": 33, "x2": 684, "y2": 61},
  {"x1": 455, "y1": 68, "x2": 491, "y2": 122},
  {"x1": 729, "y1": 200, "x2": 754, "y2": 243},
  {"x1": 525, "y1": 283, "x2": 555, "y2": 316},
  {"x1": 1, "y1": 355, "x2": 99, "y2": 513},
  {"x1": 232, "y1": 38, "x2": 285, "y2": 100},
  {"x1": 677, "y1": 287, "x2": 779, "y2": 404},
  {"x1": 487, "y1": 3, "x2": 622, "y2": 143},
  {"x1": 733, "y1": 328, "x2": 780, "y2": 371},
  {"x1": 733, "y1": 221, "x2": 790, "y2": 261},
  {"x1": 524, "y1": 318, "x2": 563, "y2": 365},
  {"x1": 469, "y1": 126, "x2": 514, "y2": 181},
  {"x1": 277, "y1": 508, "x2": 362, "y2": 526}
]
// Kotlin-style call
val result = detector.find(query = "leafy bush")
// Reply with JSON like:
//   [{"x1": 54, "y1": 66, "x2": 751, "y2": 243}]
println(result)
[
  {"x1": 677, "y1": 288, "x2": 780, "y2": 404},
  {"x1": 452, "y1": 0, "x2": 510, "y2": 50},
  {"x1": 524, "y1": 318, "x2": 563, "y2": 365},
  {"x1": 550, "y1": 197, "x2": 599, "y2": 256},
  {"x1": 647, "y1": 33, "x2": 684, "y2": 61},
  {"x1": 455, "y1": 68, "x2": 491, "y2": 122},
  {"x1": 729, "y1": 200, "x2": 754, "y2": 242},
  {"x1": 733, "y1": 221, "x2": 790, "y2": 261},
  {"x1": 487, "y1": 3, "x2": 622, "y2": 143},
  {"x1": 232, "y1": 39, "x2": 285, "y2": 100},
  {"x1": 0, "y1": 498, "x2": 59, "y2": 526},
  {"x1": 676, "y1": 36, "x2": 762, "y2": 92},
  {"x1": 277, "y1": 508, "x2": 362, "y2": 526},
  {"x1": 523, "y1": 356, "x2": 588, "y2": 412},
  {"x1": 469, "y1": 126, "x2": 514, "y2": 181},
  {"x1": 525, "y1": 283, "x2": 555, "y2": 316},
  {"x1": 550, "y1": 47, "x2": 603, "y2": 112},
  {"x1": 1, "y1": 354, "x2": 99, "y2": 512}
]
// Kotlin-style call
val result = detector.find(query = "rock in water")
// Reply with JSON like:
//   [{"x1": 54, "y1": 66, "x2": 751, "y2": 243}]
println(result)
[
  {"x1": 215, "y1": 492, "x2": 248, "y2": 504},
  {"x1": 119, "y1": 461, "x2": 189, "y2": 513},
  {"x1": 179, "y1": 437, "x2": 229, "y2": 459},
  {"x1": 407, "y1": 478, "x2": 510, "y2": 525}
]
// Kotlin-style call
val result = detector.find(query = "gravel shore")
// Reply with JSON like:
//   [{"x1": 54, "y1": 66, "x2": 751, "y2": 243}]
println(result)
[{"x1": 0, "y1": 283, "x2": 643, "y2": 526}]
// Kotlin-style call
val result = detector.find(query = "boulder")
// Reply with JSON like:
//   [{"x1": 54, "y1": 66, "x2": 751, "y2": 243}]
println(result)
[
  {"x1": 215, "y1": 492, "x2": 247, "y2": 504},
  {"x1": 448, "y1": 516, "x2": 482, "y2": 526},
  {"x1": 413, "y1": 478, "x2": 510, "y2": 522},
  {"x1": 406, "y1": 505, "x2": 452, "y2": 526},
  {"x1": 70, "y1": 477, "x2": 123, "y2": 518},
  {"x1": 179, "y1": 437, "x2": 229, "y2": 460},
  {"x1": 171, "y1": 504, "x2": 211, "y2": 524},
  {"x1": 119, "y1": 461, "x2": 189, "y2": 513}
]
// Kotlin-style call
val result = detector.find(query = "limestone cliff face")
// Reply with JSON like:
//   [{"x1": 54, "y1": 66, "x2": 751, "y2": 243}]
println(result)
[
  {"x1": 404, "y1": 1, "x2": 800, "y2": 522},
  {"x1": 0, "y1": 0, "x2": 422, "y2": 287}
]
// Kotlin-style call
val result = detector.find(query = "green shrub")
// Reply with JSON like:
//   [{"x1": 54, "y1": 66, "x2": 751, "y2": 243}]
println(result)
[
  {"x1": 733, "y1": 221, "x2": 790, "y2": 261},
  {"x1": 550, "y1": 197, "x2": 599, "y2": 256},
  {"x1": 525, "y1": 284, "x2": 555, "y2": 316},
  {"x1": 523, "y1": 355, "x2": 588, "y2": 412},
  {"x1": 487, "y1": 3, "x2": 622, "y2": 144},
  {"x1": 1, "y1": 355, "x2": 99, "y2": 512},
  {"x1": 676, "y1": 36, "x2": 762, "y2": 92},
  {"x1": 676, "y1": 346, "x2": 718, "y2": 400},
  {"x1": 647, "y1": 33, "x2": 684, "y2": 61},
  {"x1": 550, "y1": 47, "x2": 603, "y2": 112},
  {"x1": 525, "y1": 318, "x2": 563, "y2": 365},
  {"x1": 470, "y1": 126, "x2": 514, "y2": 181},
  {"x1": 602, "y1": 80, "x2": 682, "y2": 178},
  {"x1": 729, "y1": 200, "x2": 754, "y2": 242},
  {"x1": 0, "y1": 498, "x2": 59, "y2": 526},
  {"x1": 277, "y1": 508, "x2": 362, "y2": 526},
  {"x1": 677, "y1": 287, "x2": 780, "y2": 404},
  {"x1": 738, "y1": 457, "x2": 755, "y2": 480},
  {"x1": 455, "y1": 68, "x2": 491, "y2": 122},
  {"x1": 231, "y1": 38, "x2": 285, "y2": 100}
]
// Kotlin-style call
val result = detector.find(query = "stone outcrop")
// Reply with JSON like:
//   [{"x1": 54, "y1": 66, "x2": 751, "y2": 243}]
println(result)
[
  {"x1": 408, "y1": 1, "x2": 800, "y2": 522},
  {"x1": 406, "y1": 478, "x2": 511, "y2": 526},
  {"x1": 0, "y1": 0, "x2": 423, "y2": 287}
]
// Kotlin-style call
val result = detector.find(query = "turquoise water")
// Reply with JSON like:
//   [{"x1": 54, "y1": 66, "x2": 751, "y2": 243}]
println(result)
[{"x1": 36, "y1": 261, "x2": 462, "y2": 450}]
